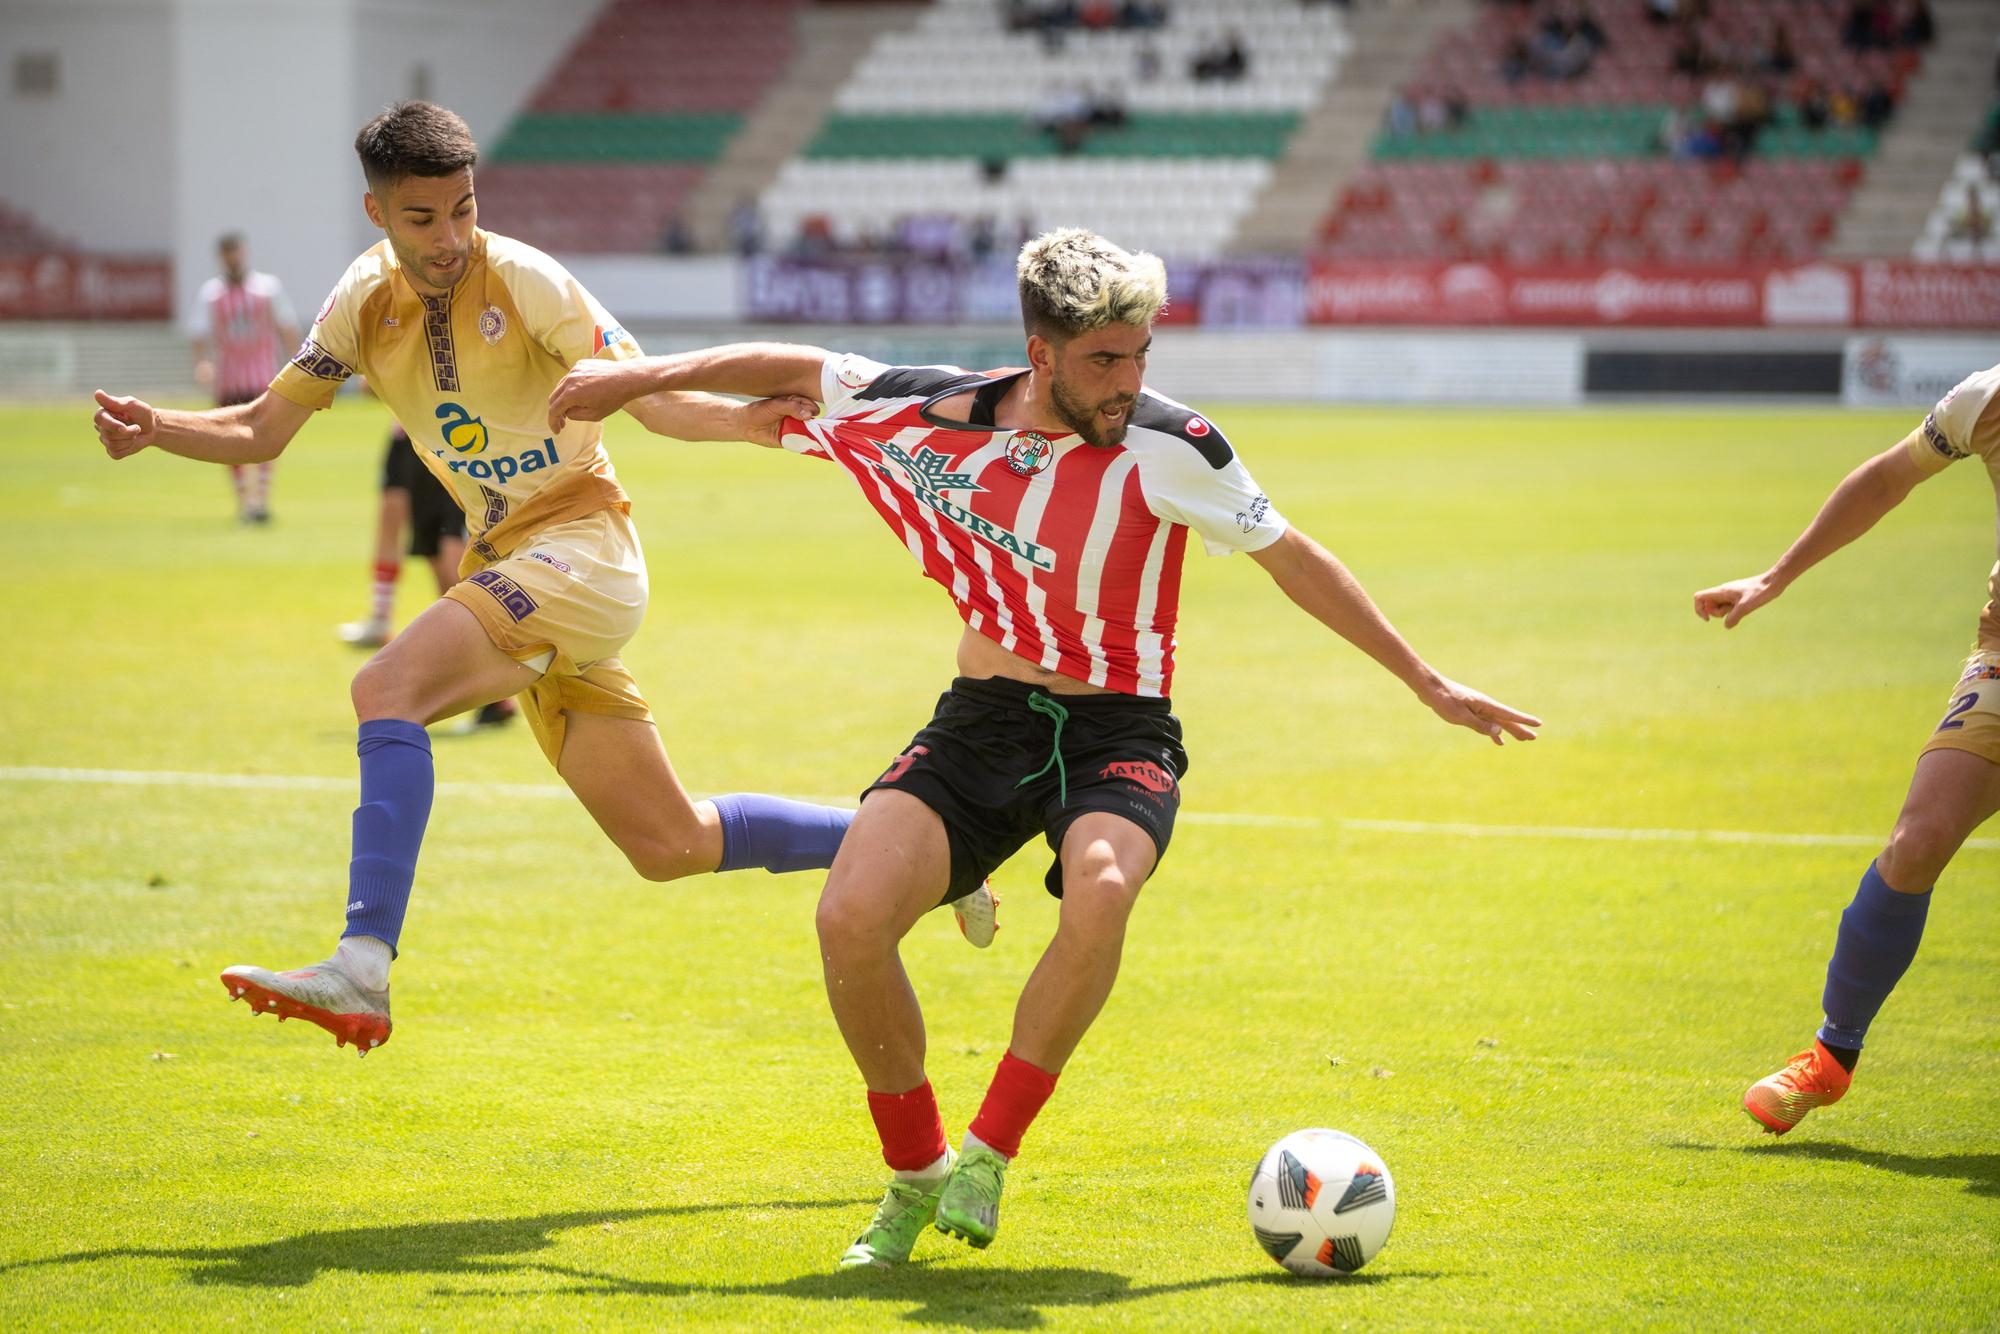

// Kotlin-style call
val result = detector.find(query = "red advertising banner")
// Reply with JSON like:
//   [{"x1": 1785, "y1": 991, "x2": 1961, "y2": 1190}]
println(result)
[
  {"x1": 0, "y1": 253, "x2": 172, "y2": 320},
  {"x1": 1306, "y1": 260, "x2": 2000, "y2": 329},
  {"x1": 1854, "y1": 262, "x2": 2000, "y2": 329}
]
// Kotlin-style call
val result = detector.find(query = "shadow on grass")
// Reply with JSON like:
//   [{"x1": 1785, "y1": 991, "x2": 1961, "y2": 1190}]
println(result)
[
  {"x1": 1, "y1": 1199, "x2": 1451, "y2": 1328},
  {"x1": 1669, "y1": 1138, "x2": 2000, "y2": 1198},
  {"x1": 457, "y1": 1259, "x2": 1453, "y2": 1329},
  {"x1": 0, "y1": 1199, "x2": 865, "y2": 1289}
]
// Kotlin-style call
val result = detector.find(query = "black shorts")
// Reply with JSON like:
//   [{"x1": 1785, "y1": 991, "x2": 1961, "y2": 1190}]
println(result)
[
  {"x1": 380, "y1": 428, "x2": 465, "y2": 558},
  {"x1": 865, "y1": 675, "x2": 1189, "y2": 905}
]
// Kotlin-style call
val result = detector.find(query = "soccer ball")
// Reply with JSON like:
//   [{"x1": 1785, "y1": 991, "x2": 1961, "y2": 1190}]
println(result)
[{"x1": 1247, "y1": 1128, "x2": 1395, "y2": 1277}]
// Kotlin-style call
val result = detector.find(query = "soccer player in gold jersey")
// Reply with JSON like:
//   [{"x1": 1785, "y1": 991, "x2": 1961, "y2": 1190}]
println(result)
[
  {"x1": 1697, "y1": 364, "x2": 2000, "y2": 1133},
  {"x1": 91, "y1": 102, "x2": 993, "y2": 1054}
]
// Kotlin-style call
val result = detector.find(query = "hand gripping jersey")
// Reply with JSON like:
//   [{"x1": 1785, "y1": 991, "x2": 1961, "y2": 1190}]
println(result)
[
  {"x1": 1905, "y1": 363, "x2": 2000, "y2": 651},
  {"x1": 781, "y1": 354, "x2": 1288, "y2": 697},
  {"x1": 269, "y1": 230, "x2": 644, "y2": 563}
]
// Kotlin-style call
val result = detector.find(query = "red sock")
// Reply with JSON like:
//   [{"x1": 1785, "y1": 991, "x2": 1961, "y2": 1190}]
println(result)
[
  {"x1": 866, "y1": 1080, "x2": 947, "y2": 1172},
  {"x1": 967, "y1": 1050, "x2": 1060, "y2": 1160}
]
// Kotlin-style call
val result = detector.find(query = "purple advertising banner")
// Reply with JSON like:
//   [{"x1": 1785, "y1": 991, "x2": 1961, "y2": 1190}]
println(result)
[{"x1": 746, "y1": 256, "x2": 1310, "y2": 328}]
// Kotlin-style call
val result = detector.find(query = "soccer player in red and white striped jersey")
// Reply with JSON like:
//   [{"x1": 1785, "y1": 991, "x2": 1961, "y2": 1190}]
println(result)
[
  {"x1": 549, "y1": 228, "x2": 1540, "y2": 1266},
  {"x1": 188, "y1": 233, "x2": 299, "y2": 523}
]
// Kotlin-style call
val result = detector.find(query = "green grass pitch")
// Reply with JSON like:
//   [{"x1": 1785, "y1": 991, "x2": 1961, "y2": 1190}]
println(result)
[{"x1": 3, "y1": 397, "x2": 1995, "y2": 1330}]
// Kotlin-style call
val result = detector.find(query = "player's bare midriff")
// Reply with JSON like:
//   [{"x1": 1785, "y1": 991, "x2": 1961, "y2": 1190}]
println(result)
[{"x1": 956, "y1": 626, "x2": 1117, "y2": 696}]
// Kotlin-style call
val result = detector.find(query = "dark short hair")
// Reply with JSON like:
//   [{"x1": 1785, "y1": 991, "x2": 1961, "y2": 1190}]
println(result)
[
  {"x1": 354, "y1": 101, "x2": 478, "y2": 189},
  {"x1": 216, "y1": 232, "x2": 244, "y2": 252}
]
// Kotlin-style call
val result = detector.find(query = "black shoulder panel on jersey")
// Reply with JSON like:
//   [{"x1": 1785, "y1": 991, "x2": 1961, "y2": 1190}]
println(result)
[
  {"x1": 855, "y1": 365, "x2": 987, "y2": 403},
  {"x1": 1129, "y1": 392, "x2": 1234, "y2": 469}
]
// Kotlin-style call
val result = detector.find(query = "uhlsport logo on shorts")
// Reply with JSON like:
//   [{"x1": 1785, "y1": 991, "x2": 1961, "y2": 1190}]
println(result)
[
  {"x1": 1006, "y1": 431, "x2": 1055, "y2": 477},
  {"x1": 436, "y1": 401, "x2": 489, "y2": 456}
]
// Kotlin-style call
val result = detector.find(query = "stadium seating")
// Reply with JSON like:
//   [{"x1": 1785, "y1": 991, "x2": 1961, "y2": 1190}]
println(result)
[
  {"x1": 756, "y1": 0, "x2": 1351, "y2": 259},
  {"x1": 476, "y1": 0, "x2": 804, "y2": 253},
  {"x1": 1322, "y1": 0, "x2": 1918, "y2": 265}
]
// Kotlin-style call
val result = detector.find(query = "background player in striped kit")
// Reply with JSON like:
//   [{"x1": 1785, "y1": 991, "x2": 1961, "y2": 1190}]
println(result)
[
  {"x1": 547, "y1": 228, "x2": 1540, "y2": 1266},
  {"x1": 188, "y1": 233, "x2": 298, "y2": 524}
]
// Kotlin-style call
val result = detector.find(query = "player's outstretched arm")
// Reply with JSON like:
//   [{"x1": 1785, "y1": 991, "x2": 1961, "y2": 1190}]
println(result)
[
  {"x1": 1250, "y1": 528, "x2": 1539, "y2": 745},
  {"x1": 623, "y1": 390, "x2": 821, "y2": 448},
  {"x1": 1693, "y1": 438, "x2": 1929, "y2": 629},
  {"x1": 92, "y1": 388, "x2": 313, "y2": 465},
  {"x1": 549, "y1": 342, "x2": 831, "y2": 433}
]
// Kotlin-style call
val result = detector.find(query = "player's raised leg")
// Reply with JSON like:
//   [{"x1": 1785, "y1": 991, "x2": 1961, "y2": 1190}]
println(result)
[
  {"x1": 936, "y1": 812, "x2": 1157, "y2": 1249},
  {"x1": 221, "y1": 598, "x2": 536, "y2": 1052},
  {"x1": 1746, "y1": 745, "x2": 2000, "y2": 1134},
  {"x1": 816, "y1": 790, "x2": 960, "y2": 1267}
]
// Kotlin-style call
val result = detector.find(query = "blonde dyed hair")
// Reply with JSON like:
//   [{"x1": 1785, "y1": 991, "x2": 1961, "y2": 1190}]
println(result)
[{"x1": 1016, "y1": 228, "x2": 1167, "y2": 339}]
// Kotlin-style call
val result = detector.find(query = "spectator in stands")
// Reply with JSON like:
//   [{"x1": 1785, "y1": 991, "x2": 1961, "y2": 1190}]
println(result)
[
  {"x1": 1191, "y1": 30, "x2": 1249, "y2": 82},
  {"x1": 1644, "y1": 0, "x2": 1679, "y2": 25},
  {"x1": 1079, "y1": 0, "x2": 1116, "y2": 30},
  {"x1": 1900, "y1": 0, "x2": 1934, "y2": 49},
  {"x1": 659, "y1": 213, "x2": 694, "y2": 256},
  {"x1": 1797, "y1": 77, "x2": 1832, "y2": 130},
  {"x1": 1034, "y1": 82, "x2": 1095, "y2": 152},
  {"x1": 1120, "y1": 1, "x2": 1169, "y2": 29},
  {"x1": 1842, "y1": 0, "x2": 1888, "y2": 52},
  {"x1": 1671, "y1": 29, "x2": 1712, "y2": 79},
  {"x1": 1386, "y1": 90, "x2": 1418, "y2": 138},
  {"x1": 1947, "y1": 182, "x2": 1994, "y2": 257},
  {"x1": 729, "y1": 195, "x2": 765, "y2": 257},
  {"x1": 1531, "y1": 10, "x2": 1600, "y2": 81},
  {"x1": 1759, "y1": 22, "x2": 1798, "y2": 76},
  {"x1": 1501, "y1": 34, "x2": 1533, "y2": 84},
  {"x1": 967, "y1": 214, "x2": 999, "y2": 261},
  {"x1": 1859, "y1": 78, "x2": 1896, "y2": 131}
]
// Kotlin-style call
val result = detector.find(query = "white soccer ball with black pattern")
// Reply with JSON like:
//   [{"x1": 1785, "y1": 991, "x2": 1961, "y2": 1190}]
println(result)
[{"x1": 1246, "y1": 1128, "x2": 1395, "y2": 1277}]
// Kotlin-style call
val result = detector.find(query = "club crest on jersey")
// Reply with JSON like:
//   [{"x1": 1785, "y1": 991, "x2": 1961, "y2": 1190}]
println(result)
[
  {"x1": 478, "y1": 305, "x2": 507, "y2": 345},
  {"x1": 1005, "y1": 431, "x2": 1055, "y2": 477},
  {"x1": 1186, "y1": 416, "x2": 1212, "y2": 437},
  {"x1": 435, "y1": 401, "x2": 489, "y2": 456}
]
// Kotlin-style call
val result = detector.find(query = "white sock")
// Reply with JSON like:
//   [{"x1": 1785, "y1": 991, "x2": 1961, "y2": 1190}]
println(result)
[
  {"x1": 335, "y1": 935, "x2": 393, "y2": 991},
  {"x1": 960, "y1": 1131, "x2": 1009, "y2": 1161},
  {"x1": 894, "y1": 1149, "x2": 953, "y2": 1183}
]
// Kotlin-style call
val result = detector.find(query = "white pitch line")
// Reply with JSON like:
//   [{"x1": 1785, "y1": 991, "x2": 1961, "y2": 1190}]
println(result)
[{"x1": 4, "y1": 765, "x2": 1994, "y2": 851}]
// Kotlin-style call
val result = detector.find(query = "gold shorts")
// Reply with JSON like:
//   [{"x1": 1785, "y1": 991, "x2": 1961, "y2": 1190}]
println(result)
[
  {"x1": 1919, "y1": 651, "x2": 2000, "y2": 766},
  {"x1": 444, "y1": 507, "x2": 652, "y2": 765}
]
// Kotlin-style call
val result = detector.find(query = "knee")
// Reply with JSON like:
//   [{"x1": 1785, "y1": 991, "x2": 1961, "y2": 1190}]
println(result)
[
  {"x1": 1061, "y1": 862, "x2": 1142, "y2": 931},
  {"x1": 1881, "y1": 815, "x2": 1953, "y2": 887},
  {"x1": 350, "y1": 658, "x2": 401, "y2": 720},
  {"x1": 815, "y1": 888, "x2": 894, "y2": 960}
]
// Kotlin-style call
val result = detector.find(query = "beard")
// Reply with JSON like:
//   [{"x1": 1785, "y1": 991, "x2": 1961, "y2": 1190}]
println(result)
[
  {"x1": 393, "y1": 235, "x2": 471, "y2": 293},
  {"x1": 1049, "y1": 373, "x2": 1136, "y2": 448}
]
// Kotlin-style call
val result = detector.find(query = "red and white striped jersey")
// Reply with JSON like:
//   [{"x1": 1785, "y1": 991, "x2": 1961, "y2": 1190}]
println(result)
[
  {"x1": 781, "y1": 352, "x2": 1287, "y2": 698},
  {"x1": 188, "y1": 272, "x2": 297, "y2": 402}
]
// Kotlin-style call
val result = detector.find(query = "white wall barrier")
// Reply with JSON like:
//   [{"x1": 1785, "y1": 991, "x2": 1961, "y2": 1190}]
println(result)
[{"x1": 1842, "y1": 336, "x2": 2000, "y2": 408}]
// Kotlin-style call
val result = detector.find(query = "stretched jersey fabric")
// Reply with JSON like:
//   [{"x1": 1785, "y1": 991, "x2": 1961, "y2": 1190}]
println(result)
[
  {"x1": 1905, "y1": 363, "x2": 2000, "y2": 651},
  {"x1": 268, "y1": 229, "x2": 644, "y2": 563},
  {"x1": 189, "y1": 272, "x2": 297, "y2": 402},
  {"x1": 780, "y1": 353, "x2": 1288, "y2": 697}
]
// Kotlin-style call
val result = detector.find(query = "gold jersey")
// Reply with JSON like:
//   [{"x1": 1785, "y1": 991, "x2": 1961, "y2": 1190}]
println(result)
[
  {"x1": 1905, "y1": 363, "x2": 2000, "y2": 651},
  {"x1": 269, "y1": 228, "x2": 643, "y2": 561}
]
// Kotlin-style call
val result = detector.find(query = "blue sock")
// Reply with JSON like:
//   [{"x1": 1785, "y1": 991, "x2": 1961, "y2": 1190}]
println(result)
[
  {"x1": 712, "y1": 794, "x2": 853, "y2": 874},
  {"x1": 1817, "y1": 860, "x2": 1930, "y2": 1051},
  {"x1": 342, "y1": 719, "x2": 435, "y2": 955}
]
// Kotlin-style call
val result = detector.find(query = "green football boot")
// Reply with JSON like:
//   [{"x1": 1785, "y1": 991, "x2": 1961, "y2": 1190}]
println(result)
[
  {"x1": 838, "y1": 1149, "x2": 955, "y2": 1269},
  {"x1": 934, "y1": 1142, "x2": 1008, "y2": 1249}
]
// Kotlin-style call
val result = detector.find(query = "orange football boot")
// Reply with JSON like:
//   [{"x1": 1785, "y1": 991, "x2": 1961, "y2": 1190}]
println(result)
[{"x1": 1743, "y1": 1039, "x2": 1852, "y2": 1135}]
